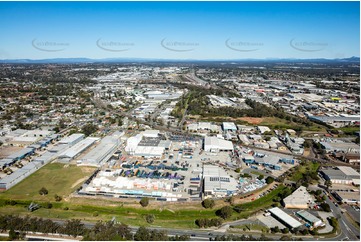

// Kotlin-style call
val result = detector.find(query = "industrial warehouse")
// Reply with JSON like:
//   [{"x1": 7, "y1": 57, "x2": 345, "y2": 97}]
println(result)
[
  {"x1": 268, "y1": 207, "x2": 303, "y2": 230},
  {"x1": 203, "y1": 165, "x2": 238, "y2": 197},
  {"x1": 78, "y1": 131, "x2": 123, "y2": 167},
  {"x1": 320, "y1": 166, "x2": 360, "y2": 185},
  {"x1": 0, "y1": 131, "x2": 123, "y2": 190},
  {"x1": 283, "y1": 186, "x2": 314, "y2": 209}
]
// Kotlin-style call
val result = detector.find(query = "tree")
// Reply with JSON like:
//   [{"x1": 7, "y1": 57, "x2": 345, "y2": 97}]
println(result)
[
  {"x1": 228, "y1": 196, "x2": 235, "y2": 206},
  {"x1": 54, "y1": 194, "x2": 62, "y2": 202},
  {"x1": 39, "y1": 187, "x2": 48, "y2": 196},
  {"x1": 273, "y1": 226, "x2": 280, "y2": 233},
  {"x1": 8, "y1": 228, "x2": 19, "y2": 240},
  {"x1": 320, "y1": 202, "x2": 331, "y2": 212},
  {"x1": 139, "y1": 197, "x2": 149, "y2": 207},
  {"x1": 265, "y1": 176, "x2": 274, "y2": 184},
  {"x1": 324, "y1": 180, "x2": 332, "y2": 190},
  {"x1": 280, "y1": 235, "x2": 292, "y2": 241},
  {"x1": 134, "y1": 226, "x2": 168, "y2": 241},
  {"x1": 216, "y1": 206, "x2": 233, "y2": 220},
  {"x1": 257, "y1": 174, "x2": 264, "y2": 180},
  {"x1": 145, "y1": 214, "x2": 155, "y2": 224},
  {"x1": 170, "y1": 234, "x2": 190, "y2": 241},
  {"x1": 202, "y1": 198, "x2": 215, "y2": 209},
  {"x1": 81, "y1": 123, "x2": 98, "y2": 136},
  {"x1": 62, "y1": 219, "x2": 85, "y2": 238},
  {"x1": 46, "y1": 202, "x2": 53, "y2": 209}
]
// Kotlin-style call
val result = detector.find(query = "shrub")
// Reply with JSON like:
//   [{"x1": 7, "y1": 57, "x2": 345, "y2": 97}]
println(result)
[
  {"x1": 145, "y1": 214, "x2": 155, "y2": 224},
  {"x1": 54, "y1": 194, "x2": 62, "y2": 202},
  {"x1": 216, "y1": 206, "x2": 233, "y2": 220},
  {"x1": 139, "y1": 197, "x2": 149, "y2": 207},
  {"x1": 39, "y1": 187, "x2": 48, "y2": 195},
  {"x1": 202, "y1": 198, "x2": 215, "y2": 209},
  {"x1": 195, "y1": 218, "x2": 223, "y2": 228},
  {"x1": 265, "y1": 177, "x2": 274, "y2": 184},
  {"x1": 46, "y1": 202, "x2": 53, "y2": 209}
]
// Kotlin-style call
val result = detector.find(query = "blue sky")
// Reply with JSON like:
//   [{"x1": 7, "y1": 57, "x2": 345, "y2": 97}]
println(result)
[{"x1": 0, "y1": 1, "x2": 359, "y2": 60}]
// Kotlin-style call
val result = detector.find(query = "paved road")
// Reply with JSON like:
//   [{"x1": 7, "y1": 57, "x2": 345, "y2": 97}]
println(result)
[
  {"x1": 50, "y1": 214, "x2": 361, "y2": 241},
  {"x1": 243, "y1": 144, "x2": 358, "y2": 168},
  {"x1": 324, "y1": 195, "x2": 360, "y2": 240}
]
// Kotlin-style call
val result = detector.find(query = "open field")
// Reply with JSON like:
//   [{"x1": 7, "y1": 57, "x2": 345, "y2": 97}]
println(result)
[
  {"x1": 0, "y1": 163, "x2": 96, "y2": 201},
  {"x1": 289, "y1": 161, "x2": 319, "y2": 182},
  {"x1": 259, "y1": 117, "x2": 326, "y2": 132},
  {"x1": 238, "y1": 117, "x2": 264, "y2": 125},
  {"x1": 230, "y1": 223, "x2": 269, "y2": 232},
  {"x1": 338, "y1": 126, "x2": 360, "y2": 135},
  {"x1": 0, "y1": 164, "x2": 290, "y2": 229},
  {"x1": 0, "y1": 146, "x2": 23, "y2": 159},
  {"x1": 231, "y1": 185, "x2": 290, "y2": 219}
]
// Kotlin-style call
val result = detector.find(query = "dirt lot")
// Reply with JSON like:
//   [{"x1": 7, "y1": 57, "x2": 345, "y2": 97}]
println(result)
[
  {"x1": 237, "y1": 117, "x2": 264, "y2": 125},
  {"x1": 0, "y1": 146, "x2": 23, "y2": 159}
]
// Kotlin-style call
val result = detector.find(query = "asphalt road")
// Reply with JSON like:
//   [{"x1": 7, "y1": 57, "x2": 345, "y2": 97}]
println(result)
[{"x1": 324, "y1": 195, "x2": 360, "y2": 241}]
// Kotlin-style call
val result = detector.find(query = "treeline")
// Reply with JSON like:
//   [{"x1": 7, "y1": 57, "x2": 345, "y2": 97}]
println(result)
[
  {"x1": 173, "y1": 84, "x2": 319, "y2": 129},
  {"x1": 0, "y1": 215, "x2": 190, "y2": 241},
  {"x1": 195, "y1": 218, "x2": 223, "y2": 228},
  {"x1": 213, "y1": 234, "x2": 275, "y2": 241}
]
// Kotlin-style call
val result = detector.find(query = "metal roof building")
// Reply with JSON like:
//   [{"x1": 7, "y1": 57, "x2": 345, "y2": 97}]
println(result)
[
  {"x1": 320, "y1": 166, "x2": 360, "y2": 185},
  {"x1": 78, "y1": 134, "x2": 119, "y2": 167},
  {"x1": 333, "y1": 190, "x2": 360, "y2": 204},
  {"x1": 58, "y1": 137, "x2": 99, "y2": 160},
  {"x1": 296, "y1": 210, "x2": 324, "y2": 228},
  {"x1": 134, "y1": 146, "x2": 165, "y2": 158},
  {"x1": 203, "y1": 165, "x2": 238, "y2": 197},
  {"x1": 283, "y1": 186, "x2": 314, "y2": 209},
  {"x1": 222, "y1": 122, "x2": 237, "y2": 131},
  {"x1": 0, "y1": 159, "x2": 13, "y2": 169},
  {"x1": 204, "y1": 136, "x2": 233, "y2": 153},
  {"x1": 33, "y1": 151, "x2": 56, "y2": 165},
  {"x1": 320, "y1": 141, "x2": 360, "y2": 153},
  {"x1": 58, "y1": 133, "x2": 85, "y2": 146},
  {"x1": 7, "y1": 148, "x2": 35, "y2": 161},
  {"x1": 268, "y1": 207, "x2": 303, "y2": 229},
  {"x1": 0, "y1": 162, "x2": 42, "y2": 190}
]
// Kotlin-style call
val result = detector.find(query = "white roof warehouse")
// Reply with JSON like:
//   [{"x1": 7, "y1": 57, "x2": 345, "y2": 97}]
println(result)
[{"x1": 268, "y1": 207, "x2": 303, "y2": 230}]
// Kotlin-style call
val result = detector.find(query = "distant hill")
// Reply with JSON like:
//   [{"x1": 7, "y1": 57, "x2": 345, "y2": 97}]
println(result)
[{"x1": 0, "y1": 57, "x2": 359, "y2": 64}]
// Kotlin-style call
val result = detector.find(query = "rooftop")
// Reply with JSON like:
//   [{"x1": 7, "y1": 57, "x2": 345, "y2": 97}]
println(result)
[{"x1": 268, "y1": 207, "x2": 303, "y2": 229}]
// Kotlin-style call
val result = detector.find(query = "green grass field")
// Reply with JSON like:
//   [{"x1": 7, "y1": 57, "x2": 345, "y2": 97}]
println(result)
[
  {"x1": 232, "y1": 185, "x2": 289, "y2": 219},
  {"x1": 0, "y1": 162, "x2": 291, "y2": 229},
  {"x1": 338, "y1": 126, "x2": 360, "y2": 135},
  {"x1": 259, "y1": 117, "x2": 326, "y2": 132},
  {"x1": 230, "y1": 223, "x2": 269, "y2": 232},
  {"x1": 0, "y1": 163, "x2": 96, "y2": 202},
  {"x1": 0, "y1": 185, "x2": 290, "y2": 229},
  {"x1": 289, "y1": 161, "x2": 319, "y2": 182}
]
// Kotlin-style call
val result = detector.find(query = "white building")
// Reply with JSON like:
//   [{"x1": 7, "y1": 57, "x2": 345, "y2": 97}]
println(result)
[
  {"x1": 268, "y1": 207, "x2": 303, "y2": 230},
  {"x1": 296, "y1": 210, "x2": 324, "y2": 228},
  {"x1": 58, "y1": 137, "x2": 99, "y2": 161},
  {"x1": 134, "y1": 146, "x2": 165, "y2": 158},
  {"x1": 78, "y1": 133, "x2": 120, "y2": 167},
  {"x1": 204, "y1": 136, "x2": 233, "y2": 153},
  {"x1": 59, "y1": 133, "x2": 85, "y2": 146},
  {"x1": 125, "y1": 134, "x2": 143, "y2": 155},
  {"x1": 222, "y1": 122, "x2": 237, "y2": 132},
  {"x1": 283, "y1": 186, "x2": 314, "y2": 209},
  {"x1": 257, "y1": 126, "x2": 271, "y2": 134},
  {"x1": 203, "y1": 165, "x2": 238, "y2": 197},
  {"x1": 142, "y1": 130, "x2": 159, "y2": 138}
]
